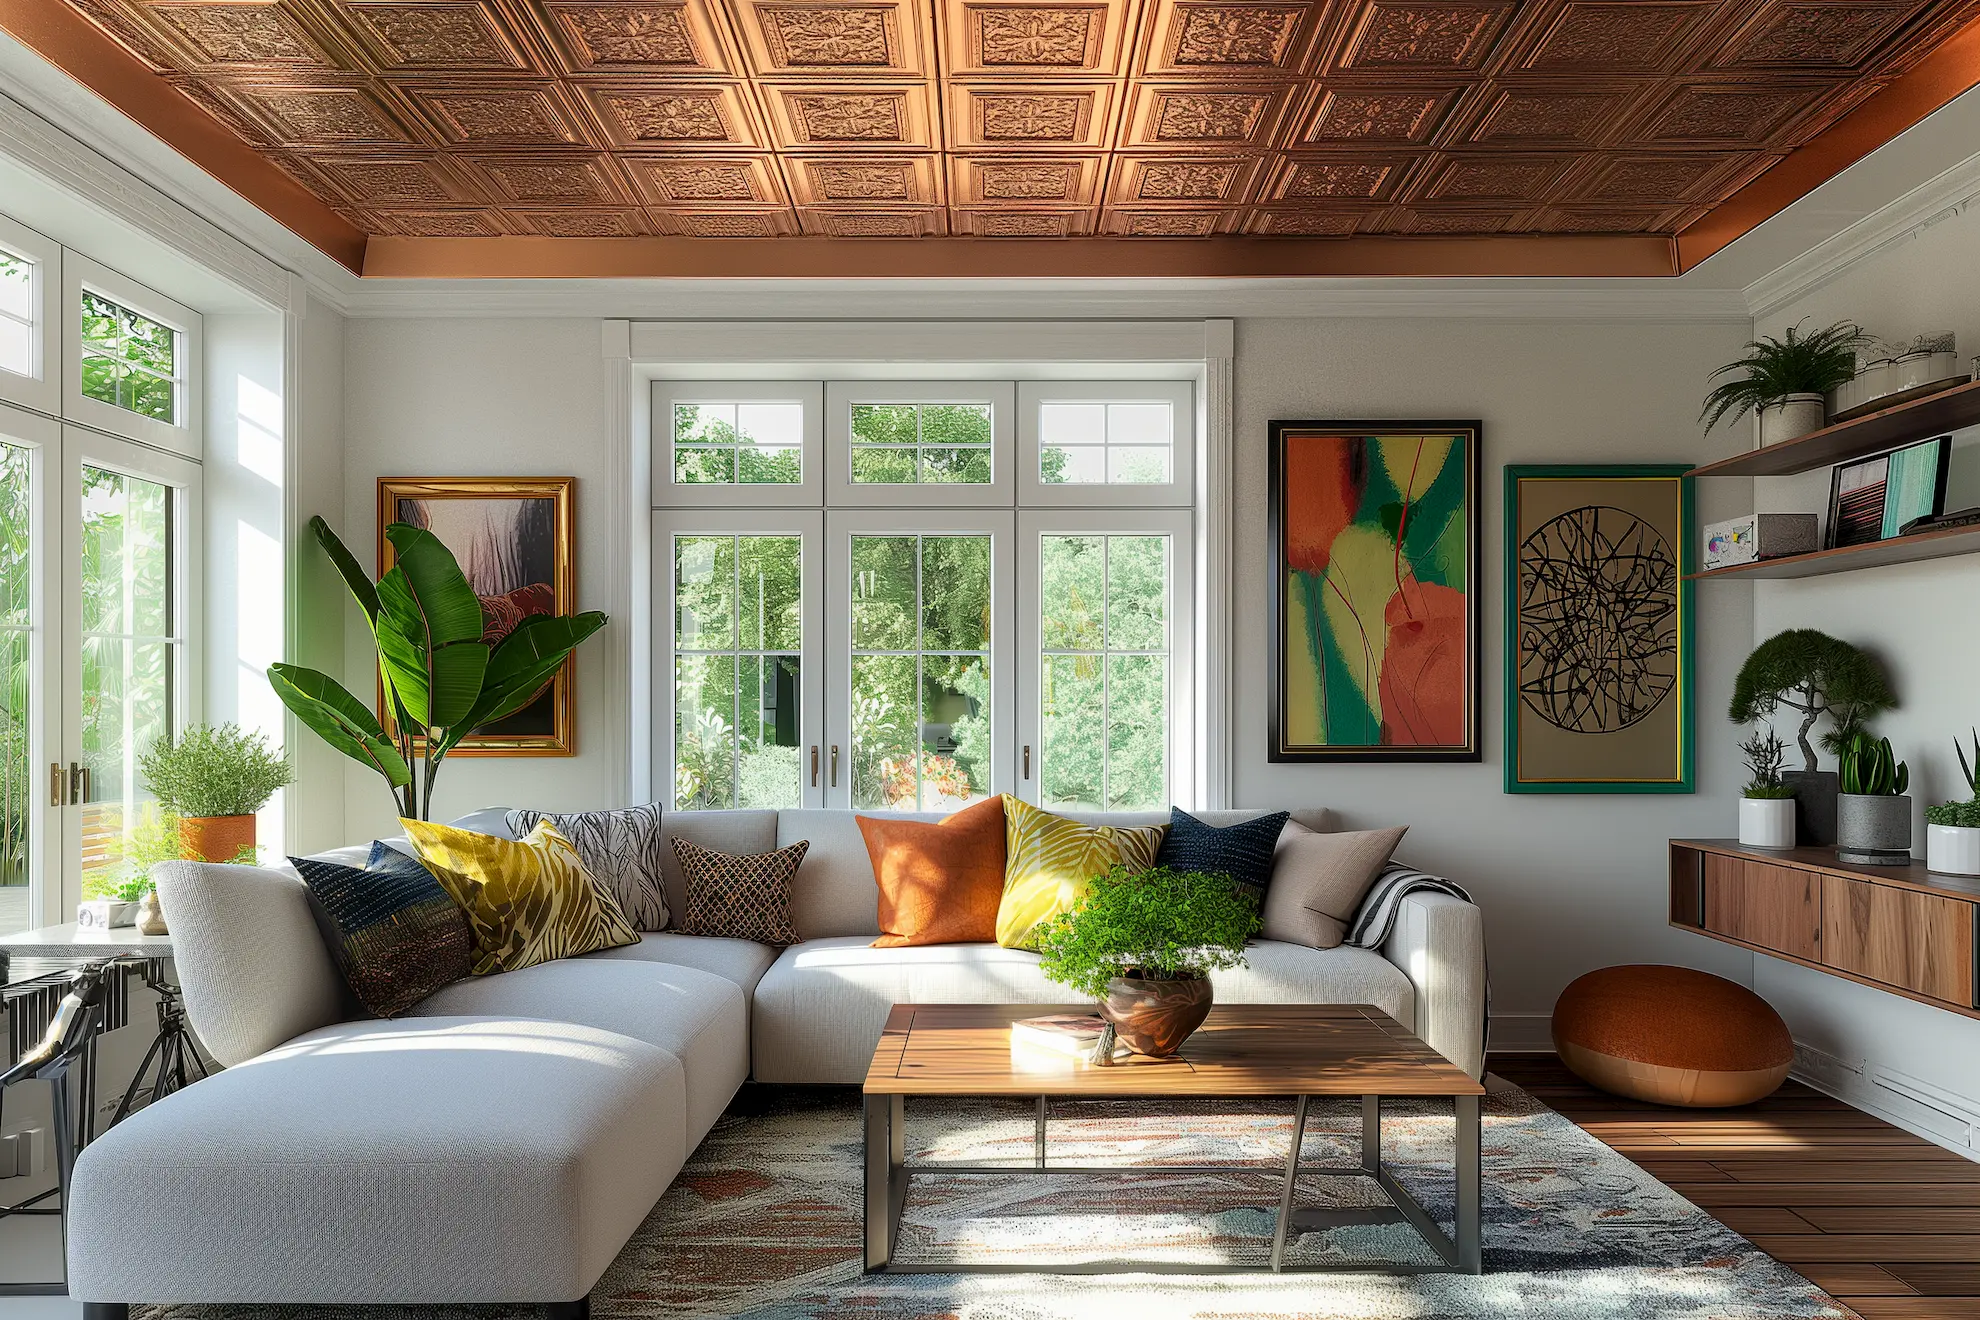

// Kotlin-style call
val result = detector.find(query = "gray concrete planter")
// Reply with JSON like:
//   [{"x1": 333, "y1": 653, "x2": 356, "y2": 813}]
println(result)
[{"x1": 1836, "y1": 793, "x2": 1912, "y2": 865}]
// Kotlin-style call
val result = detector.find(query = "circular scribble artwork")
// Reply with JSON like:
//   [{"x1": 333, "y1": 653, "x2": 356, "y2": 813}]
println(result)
[{"x1": 1518, "y1": 504, "x2": 1680, "y2": 734}]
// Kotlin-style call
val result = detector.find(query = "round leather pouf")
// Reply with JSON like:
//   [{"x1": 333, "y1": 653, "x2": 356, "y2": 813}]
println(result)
[{"x1": 1552, "y1": 965, "x2": 1792, "y2": 1108}]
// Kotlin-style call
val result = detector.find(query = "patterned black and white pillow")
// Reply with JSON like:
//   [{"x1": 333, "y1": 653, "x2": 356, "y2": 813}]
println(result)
[
  {"x1": 671, "y1": 837, "x2": 809, "y2": 946},
  {"x1": 505, "y1": 803, "x2": 668, "y2": 932}
]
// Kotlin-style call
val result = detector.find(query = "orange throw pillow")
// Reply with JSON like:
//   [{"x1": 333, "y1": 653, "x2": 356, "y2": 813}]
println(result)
[{"x1": 859, "y1": 797, "x2": 1008, "y2": 947}]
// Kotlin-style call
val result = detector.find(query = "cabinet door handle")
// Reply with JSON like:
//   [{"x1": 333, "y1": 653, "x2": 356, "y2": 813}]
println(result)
[
  {"x1": 830, "y1": 744, "x2": 839, "y2": 788},
  {"x1": 810, "y1": 745, "x2": 820, "y2": 788}
]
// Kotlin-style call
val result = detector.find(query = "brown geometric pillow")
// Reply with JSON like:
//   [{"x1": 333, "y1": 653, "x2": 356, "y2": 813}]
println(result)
[{"x1": 671, "y1": 836, "x2": 809, "y2": 946}]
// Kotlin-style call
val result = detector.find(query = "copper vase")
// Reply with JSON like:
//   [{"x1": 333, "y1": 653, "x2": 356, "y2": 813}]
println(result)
[
  {"x1": 1098, "y1": 974, "x2": 1214, "y2": 1057},
  {"x1": 180, "y1": 814, "x2": 257, "y2": 864}
]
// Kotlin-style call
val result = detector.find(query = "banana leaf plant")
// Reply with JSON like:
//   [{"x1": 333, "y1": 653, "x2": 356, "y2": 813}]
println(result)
[{"x1": 268, "y1": 515, "x2": 607, "y2": 820}]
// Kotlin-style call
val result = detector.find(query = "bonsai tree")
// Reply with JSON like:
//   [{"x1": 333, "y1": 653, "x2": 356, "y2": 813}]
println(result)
[
  {"x1": 1839, "y1": 732, "x2": 1908, "y2": 797},
  {"x1": 1700, "y1": 320, "x2": 1866, "y2": 433},
  {"x1": 1033, "y1": 864, "x2": 1260, "y2": 998},
  {"x1": 1729, "y1": 629, "x2": 1896, "y2": 773},
  {"x1": 1738, "y1": 728, "x2": 1794, "y2": 800},
  {"x1": 137, "y1": 724, "x2": 292, "y2": 820},
  {"x1": 269, "y1": 516, "x2": 607, "y2": 820},
  {"x1": 1927, "y1": 729, "x2": 1980, "y2": 829}
]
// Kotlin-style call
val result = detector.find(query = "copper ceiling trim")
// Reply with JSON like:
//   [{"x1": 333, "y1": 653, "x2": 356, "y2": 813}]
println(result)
[{"x1": 0, "y1": 0, "x2": 367, "y2": 273}]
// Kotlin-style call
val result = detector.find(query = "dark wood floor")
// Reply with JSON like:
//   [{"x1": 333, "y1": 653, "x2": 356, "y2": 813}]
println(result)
[{"x1": 1493, "y1": 1053, "x2": 1980, "y2": 1320}]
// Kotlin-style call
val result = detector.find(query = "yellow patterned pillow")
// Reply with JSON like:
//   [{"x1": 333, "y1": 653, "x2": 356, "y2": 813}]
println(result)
[
  {"x1": 402, "y1": 819, "x2": 639, "y2": 976},
  {"x1": 995, "y1": 795, "x2": 1166, "y2": 951}
]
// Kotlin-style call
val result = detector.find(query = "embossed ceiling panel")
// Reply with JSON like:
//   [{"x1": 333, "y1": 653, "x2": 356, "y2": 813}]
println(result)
[{"x1": 16, "y1": 0, "x2": 1980, "y2": 272}]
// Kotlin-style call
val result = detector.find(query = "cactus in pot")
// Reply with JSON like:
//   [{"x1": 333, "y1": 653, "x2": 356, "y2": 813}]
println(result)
[{"x1": 1837, "y1": 732, "x2": 1912, "y2": 866}]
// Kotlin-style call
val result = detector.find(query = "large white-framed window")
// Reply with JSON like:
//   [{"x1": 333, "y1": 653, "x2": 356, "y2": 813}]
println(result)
[
  {"x1": 654, "y1": 509, "x2": 823, "y2": 811},
  {"x1": 62, "y1": 253, "x2": 203, "y2": 458},
  {"x1": 0, "y1": 213, "x2": 60, "y2": 416},
  {"x1": 824, "y1": 381, "x2": 1015, "y2": 507},
  {"x1": 0, "y1": 403, "x2": 58, "y2": 934},
  {"x1": 1016, "y1": 510, "x2": 1194, "y2": 812},
  {"x1": 652, "y1": 380, "x2": 822, "y2": 508},
  {"x1": 1018, "y1": 380, "x2": 1194, "y2": 508}
]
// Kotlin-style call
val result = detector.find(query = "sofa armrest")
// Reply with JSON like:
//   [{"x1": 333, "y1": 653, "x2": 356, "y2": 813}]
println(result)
[{"x1": 1380, "y1": 890, "x2": 1486, "y2": 1080}]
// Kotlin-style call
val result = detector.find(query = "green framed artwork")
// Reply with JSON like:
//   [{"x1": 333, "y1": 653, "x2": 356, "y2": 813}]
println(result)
[
  {"x1": 1504, "y1": 465, "x2": 1695, "y2": 794},
  {"x1": 1269, "y1": 421, "x2": 1481, "y2": 762}
]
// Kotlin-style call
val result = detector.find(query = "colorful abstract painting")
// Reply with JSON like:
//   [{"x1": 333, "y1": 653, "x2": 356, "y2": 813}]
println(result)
[{"x1": 1269, "y1": 423, "x2": 1480, "y2": 762}]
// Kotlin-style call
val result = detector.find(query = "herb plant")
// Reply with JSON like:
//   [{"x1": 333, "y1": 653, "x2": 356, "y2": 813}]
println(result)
[
  {"x1": 1839, "y1": 732, "x2": 1909, "y2": 797},
  {"x1": 1739, "y1": 728, "x2": 1795, "y2": 799},
  {"x1": 1700, "y1": 320, "x2": 1866, "y2": 434},
  {"x1": 1034, "y1": 865, "x2": 1261, "y2": 1000},
  {"x1": 137, "y1": 723, "x2": 292, "y2": 818},
  {"x1": 1729, "y1": 630, "x2": 1897, "y2": 772}
]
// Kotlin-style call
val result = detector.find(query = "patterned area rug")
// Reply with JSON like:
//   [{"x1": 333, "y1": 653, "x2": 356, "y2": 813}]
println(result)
[{"x1": 145, "y1": 1077, "x2": 1845, "y2": 1320}]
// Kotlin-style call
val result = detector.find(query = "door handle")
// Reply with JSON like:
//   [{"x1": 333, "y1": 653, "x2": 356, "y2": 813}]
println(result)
[
  {"x1": 830, "y1": 744, "x2": 839, "y2": 789},
  {"x1": 50, "y1": 763, "x2": 64, "y2": 808},
  {"x1": 69, "y1": 762, "x2": 89, "y2": 805},
  {"x1": 810, "y1": 745, "x2": 819, "y2": 788},
  {"x1": 1023, "y1": 744, "x2": 1031, "y2": 779}
]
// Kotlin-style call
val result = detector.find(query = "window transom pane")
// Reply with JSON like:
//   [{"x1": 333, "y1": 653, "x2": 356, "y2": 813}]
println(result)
[
  {"x1": 674, "y1": 402, "x2": 803, "y2": 485},
  {"x1": 79, "y1": 290, "x2": 180, "y2": 425},
  {"x1": 850, "y1": 402, "x2": 992, "y2": 485},
  {"x1": 0, "y1": 250, "x2": 31, "y2": 380},
  {"x1": 1040, "y1": 401, "x2": 1172, "y2": 485}
]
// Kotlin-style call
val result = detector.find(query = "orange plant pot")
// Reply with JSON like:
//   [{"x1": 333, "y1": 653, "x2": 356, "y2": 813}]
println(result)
[{"x1": 180, "y1": 814, "x2": 257, "y2": 863}]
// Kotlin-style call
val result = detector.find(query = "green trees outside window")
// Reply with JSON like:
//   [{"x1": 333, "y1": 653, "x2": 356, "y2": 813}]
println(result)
[{"x1": 80, "y1": 290, "x2": 178, "y2": 425}]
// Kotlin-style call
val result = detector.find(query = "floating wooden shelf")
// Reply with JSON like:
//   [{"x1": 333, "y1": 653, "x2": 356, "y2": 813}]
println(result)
[
  {"x1": 1687, "y1": 522, "x2": 1980, "y2": 581},
  {"x1": 1690, "y1": 377, "x2": 1980, "y2": 479}
]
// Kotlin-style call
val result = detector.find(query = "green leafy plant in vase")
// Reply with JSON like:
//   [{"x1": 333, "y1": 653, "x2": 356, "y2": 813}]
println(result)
[
  {"x1": 137, "y1": 723, "x2": 292, "y2": 865},
  {"x1": 269, "y1": 517, "x2": 607, "y2": 820},
  {"x1": 1926, "y1": 729, "x2": 1980, "y2": 876},
  {"x1": 1837, "y1": 732, "x2": 1912, "y2": 866},
  {"x1": 1730, "y1": 629, "x2": 1897, "y2": 845},
  {"x1": 1738, "y1": 727, "x2": 1796, "y2": 848},
  {"x1": 1701, "y1": 320, "x2": 1865, "y2": 447},
  {"x1": 1033, "y1": 865, "x2": 1260, "y2": 1059}
]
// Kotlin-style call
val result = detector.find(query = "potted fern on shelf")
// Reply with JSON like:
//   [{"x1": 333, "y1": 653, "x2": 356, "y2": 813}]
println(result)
[
  {"x1": 1701, "y1": 320, "x2": 1865, "y2": 448},
  {"x1": 1927, "y1": 729, "x2": 1980, "y2": 876},
  {"x1": 1033, "y1": 864, "x2": 1260, "y2": 1058},
  {"x1": 1837, "y1": 732, "x2": 1912, "y2": 866},
  {"x1": 1738, "y1": 728, "x2": 1796, "y2": 849}
]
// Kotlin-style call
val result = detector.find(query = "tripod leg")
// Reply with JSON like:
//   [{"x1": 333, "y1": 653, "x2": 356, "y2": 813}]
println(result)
[{"x1": 111, "y1": 1029, "x2": 170, "y2": 1126}]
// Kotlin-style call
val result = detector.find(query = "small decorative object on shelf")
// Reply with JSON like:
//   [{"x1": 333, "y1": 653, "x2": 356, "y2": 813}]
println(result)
[
  {"x1": 1738, "y1": 728, "x2": 1796, "y2": 848},
  {"x1": 1033, "y1": 864, "x2": 1259, "y2": 1058},
  {"x1": 138, "y1": 724, "x2": 293, "y2": 864},
  {"x1": 1826, "y1": 435, "x2": 1950, "y2": 549},
  {"x1": 1837, "y1": 732, "x2": 1912, "y2": 866},
  {"x1": 1703, "y1": 513, "x2": 1819, "y2": 570},
  {"x1": 1830, "y1": 334, "x2": 1965, "y2": 422},
  {"x1": 1701, "y1": 320, "x2": 1865, "y2": 448},
  {"x1": 1926, "y1": 729, "x2": 1980, "y2": 877},
  {"x1": 76, "y1": 899, "x2": 137, "y2": 930},
  {"x1": 1730, "y1": 630, "x2": 1897, "y2": 846}
]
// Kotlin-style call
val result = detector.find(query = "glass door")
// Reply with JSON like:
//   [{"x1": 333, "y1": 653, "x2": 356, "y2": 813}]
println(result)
[{"x1": 0, "y1": 403, "x2": 56, "y2": 934}]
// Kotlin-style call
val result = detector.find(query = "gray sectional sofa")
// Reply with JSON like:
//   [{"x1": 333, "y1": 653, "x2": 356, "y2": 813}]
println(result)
[{"x1": 66, "y1": 806, "x2": 1485, "y2": 1316}]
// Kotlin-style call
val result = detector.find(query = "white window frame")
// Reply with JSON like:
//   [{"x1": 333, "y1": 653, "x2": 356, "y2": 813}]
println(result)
[
  {"x1": 0, "y1": 214, "x2": 60, "y2": 417},
  {"x1": 652, "y1": 380, "x2": 822, "y2": 508},
  {"x1": 0, "y1": 402, "x2": 61, "y2": 930},
  {"x1": 824, "y1": 381, "x2": 1015, "y2": 508},
  {"x1": 62, "y1": 253, "x2": 203, "y2": 459},
  {"x1": 1016, "y1": 509, "x2": 1195, "y2": 811},
  {"x1": 653, "y1": 509, "x2": 824, "y2": 810},
  {"x1": 823, "y1": 507, "x2": 1014, "y2": 811},
  {"x1": 1018, "y1": 379, "x2": 1194, "y2": 508}
]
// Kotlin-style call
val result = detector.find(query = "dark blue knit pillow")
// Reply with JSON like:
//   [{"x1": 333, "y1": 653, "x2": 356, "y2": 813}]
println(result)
[
  {"x1": 293, "y1": 842, "x2": 472, "y2": 1018},
  {"x1": 1153, "y1": 808, "x2": 1291, "y2": 898}
]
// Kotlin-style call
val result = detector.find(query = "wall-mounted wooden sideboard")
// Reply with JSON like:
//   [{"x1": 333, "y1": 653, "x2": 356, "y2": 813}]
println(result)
[{"x1": 1670, "y1": 840, "x2": 1980, "y2": 1017}]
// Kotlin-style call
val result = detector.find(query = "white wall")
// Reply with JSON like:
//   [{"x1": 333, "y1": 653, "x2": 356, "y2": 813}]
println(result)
[
  {"x1": 1750, "y1": 200, "x2": 1980, "y2": 1148},
  {"x1": 1232, "y1": 317, "x2": 1758, "y2": 1039},
  {"x1": 287, "y1": 292, "x2": 347, "y2": 854},
  {"x1": 339, "y1": 318, "x2": 620, "y2": 839}
]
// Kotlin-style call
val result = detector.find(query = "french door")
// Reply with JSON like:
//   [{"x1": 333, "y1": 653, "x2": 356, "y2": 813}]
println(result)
[{"x1": 0, "y1": 400, "x2": 197, "y2": 933}]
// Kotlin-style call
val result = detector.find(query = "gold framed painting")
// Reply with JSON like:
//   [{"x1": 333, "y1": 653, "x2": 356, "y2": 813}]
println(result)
[{"x1": 377, "y1": 477, "x2": 577, "y2": 757}]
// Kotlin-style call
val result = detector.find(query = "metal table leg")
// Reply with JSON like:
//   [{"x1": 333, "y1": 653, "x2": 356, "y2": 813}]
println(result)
[
  {"x1": 1455, "y1": 1093, "x2": 1481, "y2": 1274},
  {"x1": 864, "y1": 1094, "x2": 905, "y2": 1272},
  {"x1": 1268, "y1": 1094, "x2": 1311, "y2": 1272},
  {"x1": 1035, "y1": 1096, "x2": 1047, "y2": 1169},
  {"x1": 1362, "y1": 1094, "x2": 1380, "y2": 1173}
]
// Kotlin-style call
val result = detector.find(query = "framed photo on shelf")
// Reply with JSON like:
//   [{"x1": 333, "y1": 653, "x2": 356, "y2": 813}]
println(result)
[
  {"x1": 1267, "y1": 420, "x2": 1481, "y2": 762},
  {"x1": 1504, "y1": 465, "x2": 1694, "y2": 794},
  {"x1": 1827, "y1": 435, "x2": 1950, "y2": 548},
  {"x1": 377, "y1": 476, "x2": 577, "y2": 757}
]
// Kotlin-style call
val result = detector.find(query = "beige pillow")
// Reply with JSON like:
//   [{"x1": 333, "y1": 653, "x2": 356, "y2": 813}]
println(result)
[{"x1": 1262, "y1": 821, "x2": 1408, "y2": 949}]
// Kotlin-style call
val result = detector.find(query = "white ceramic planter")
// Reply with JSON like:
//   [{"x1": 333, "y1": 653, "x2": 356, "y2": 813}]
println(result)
[
  {"x1": 1927, "y1": 824, "x2": 1980, "y2": 877},
  {"x1": 1758, "y1": 393, "x2": 1827, "y2": 446},
  {"x1": 1740, "y1": 797, "x2": 1796, "y2": 848}
]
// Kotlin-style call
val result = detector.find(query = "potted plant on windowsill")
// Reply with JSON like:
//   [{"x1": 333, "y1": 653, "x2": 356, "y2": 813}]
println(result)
[
  {"x1": 1701, "y1": 320, "x2": 1866, "y2": 448},
  {"x1": 137, "y1": 723, "x2": 293, "y2": 865},
  {"x1": 1730, "y1": 630, "x2": 1897, "y2": 845},
  {"x1": 1838, "y1": 732, "x2": 1912, "y2": 866},
  {"x1": 1926, "y1": 729, "x2": 1980, "y2": 877},
  {"x1": 1738, "y1": 728, "x2": 1796, "y2": 848},
  {"x1": 1033, "y1": 864, "x2": 1260, "y2": 1059}
]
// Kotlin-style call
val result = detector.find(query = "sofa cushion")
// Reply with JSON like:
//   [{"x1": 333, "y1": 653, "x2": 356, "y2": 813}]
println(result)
[
  {"x1": 410, "y1": 958, "x2": 746, "y2": 1146},
  {"x1": 749, "y1": 935, "x2": 1412, "y2": 1084},
  {"x1": 779, "y1": 809, "x2": 930, "y2": 938},
  {"x1": 66, "y1": 1016, "x2": 686, "y2": 1305},
  {"x1": 673, "y1": 837, "x2": 808, "y2": 946},
  {"x1": 291, "y1": 842, "x2": 474, "y2": 1018},
  {"x1": 584, "y1": 931, "x2": 778, "y2": 997},
  {"x1": 1263, "y1": 822, "x2": 1409, "y2": 949},
  {"x1": 1155, "y1": 807, "x2": 1290, "y2": 898},
  {"x1": 861, "y1": 796, "x2": 1007, "y2": 947},
  {"x1": 996, "y1": 796, "x2": 1165, "y2": 951},
  {"x1": 506, "y1": 803, "x2": 668, "y2": 932},
  {"x1": 664, "y1": 810, "x2": 780, "y2": 927}
]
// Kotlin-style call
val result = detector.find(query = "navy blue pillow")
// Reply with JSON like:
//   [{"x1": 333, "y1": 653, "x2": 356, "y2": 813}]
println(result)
[
  {"x1": 1154, "y1": 808, "x2": 1291, "y2": 898},
  {"x1": 293, "y1": 842, "x2": 472, "y2": 1018}
]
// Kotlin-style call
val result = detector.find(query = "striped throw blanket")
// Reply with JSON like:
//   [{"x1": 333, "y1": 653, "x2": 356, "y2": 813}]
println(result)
[{"x1": 1344, "y1": 862, "x2": 1474, "y2": 949}]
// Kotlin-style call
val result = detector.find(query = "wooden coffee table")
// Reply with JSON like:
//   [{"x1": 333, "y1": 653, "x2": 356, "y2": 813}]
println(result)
[{"x1": 862, "y1": 1002, "x2": 1486, "y2": 1275}]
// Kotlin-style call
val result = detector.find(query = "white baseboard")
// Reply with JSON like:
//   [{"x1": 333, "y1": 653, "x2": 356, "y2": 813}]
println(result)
[
  {"x1": 1486, "y1": 1012, "x2": 1554, "y2": 1053},
  {"x1": 1790, "y1": 1040, "x2": 1980, "y2": 1161}
]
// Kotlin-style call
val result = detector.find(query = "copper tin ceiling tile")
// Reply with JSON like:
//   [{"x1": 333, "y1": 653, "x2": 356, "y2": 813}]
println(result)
[
  {"x1": 1139, "y1": 0, "x2": 1326, "y2": 77},
  {"x1": 942, "y1": 0, "x2": 1125, "y2": 76},
  {"x1": 786, "y1": 154, "x2": 947, "y2": 203},
  {"x1": 798, "y1": 206, "x2": 949, "y2": 233},
  {"x1": 534, "y1": 0, "x2": 739, "y2": 75},
  {"x1": 950, "y1": 207, "x2": 1094, "y2": 233},
  {"x1": 332, "y1": 1, "x2": 533, "y2": 71},
  {"x1": 630, "y1": 153, "x2": 791, "y2": 204},
  {"x1": 731, "y1": 0, "x2": 935, "y2": 77},
  {"x1": 1111, "y1": 153, "x2": 1266, "y2": 204},
  {"x1": 950, "y1": 153, "x2": 1103, "y2": 204},
  {"x1": 947, "y1": 81, "x2": 1118, "y2": 149},
  {"x1": 1293, "y1": 85, "x2": 1467, "y2": 146},
  {"x1": 1099, "y1": 207, "x2": 1239, "y2": 234},
  {"x1": 581, "y1": 81, "x2": 769, "y2": 149},
  {"x1": 1120, "y1": 82, "x2": 1297, "y2": 149},
  {"x1": 764, "y1": 82, "x2": 941, "y2": 149},
  {"x1": 400, "y1": 81, "x2": 597, "y2": 146}
]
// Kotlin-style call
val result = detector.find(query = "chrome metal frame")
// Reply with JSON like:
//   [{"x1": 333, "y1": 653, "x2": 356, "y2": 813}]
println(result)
[{"x1": 863, "y1": 1092, "x2": 1482, "y2": 1275}]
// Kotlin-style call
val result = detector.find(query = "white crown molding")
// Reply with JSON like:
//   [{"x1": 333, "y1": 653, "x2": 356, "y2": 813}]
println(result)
[{"x1": 1743, "y1": 148, "x2": 1980, "y2": 320}]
